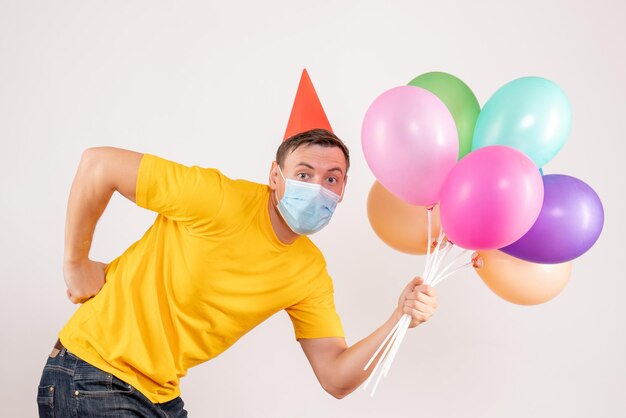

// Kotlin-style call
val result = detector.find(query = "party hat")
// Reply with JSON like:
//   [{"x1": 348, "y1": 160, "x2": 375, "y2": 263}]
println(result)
[{"x1": 283, "y1": 69, "x2": 333, "y2": 141}]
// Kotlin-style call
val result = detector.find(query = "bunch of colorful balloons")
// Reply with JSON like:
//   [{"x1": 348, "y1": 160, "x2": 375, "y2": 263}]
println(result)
[
  {"x1": 361, "y1": 72, "x2": 604, "y2": 396},
  {"x1": 362, "y1": 72, "x2": 604, "y2": 306}
]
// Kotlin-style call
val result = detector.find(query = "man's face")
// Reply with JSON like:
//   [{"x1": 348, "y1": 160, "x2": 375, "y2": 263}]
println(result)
[{"x1": 270, "y1": 144, "x2": 348, "y2": 201}]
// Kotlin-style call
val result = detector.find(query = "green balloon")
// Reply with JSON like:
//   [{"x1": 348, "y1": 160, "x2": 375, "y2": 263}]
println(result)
[{"x1": 408, "y1": 72, "x2": 480, "y2": 159}]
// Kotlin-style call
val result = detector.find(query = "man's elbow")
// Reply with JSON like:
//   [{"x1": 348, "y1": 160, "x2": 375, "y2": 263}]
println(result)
[
  {"x1": 80, "y1": 147, "x2": 109, "y2": 177},
  {"x1": 322, "y1": 382, "x2": 354, "y2": 400},
  {"x1": 81, "y1": 146, "x2": 112, "y2": 162}
]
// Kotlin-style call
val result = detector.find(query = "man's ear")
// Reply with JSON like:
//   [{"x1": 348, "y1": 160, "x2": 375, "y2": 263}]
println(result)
[{"x1": 268, "y1": 161, "x2": 279, "y2": 192}]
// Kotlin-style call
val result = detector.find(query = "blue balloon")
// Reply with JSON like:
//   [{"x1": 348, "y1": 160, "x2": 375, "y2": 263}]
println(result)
[{"x1": 472, "y1": 77, "x2": 572, "y2": 167}]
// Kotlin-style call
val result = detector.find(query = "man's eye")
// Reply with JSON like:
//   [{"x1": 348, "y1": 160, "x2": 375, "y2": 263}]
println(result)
[
  {"x1": 327, "y1": 177, "x2": 337, "y2": 184},
  {"x1": 297, "y1": 173, "x2": 309, "y2": 179}
]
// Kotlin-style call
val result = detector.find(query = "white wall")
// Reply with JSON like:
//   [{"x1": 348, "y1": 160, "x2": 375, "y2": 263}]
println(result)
[{"x1": 1, "y1": 0, "x2": 624, "y2": 416}]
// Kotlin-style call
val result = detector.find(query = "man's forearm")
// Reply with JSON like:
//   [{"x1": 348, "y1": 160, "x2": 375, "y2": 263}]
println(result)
[
  {"x1": 64, "y1": 149, "x2": 115, "y2": 263},
  {"x1": 327, "y1": 310, "x2": 403, "y2": 397},
  {"x1": 62, "y1": 147, "x2": 142, "y2": 303}
]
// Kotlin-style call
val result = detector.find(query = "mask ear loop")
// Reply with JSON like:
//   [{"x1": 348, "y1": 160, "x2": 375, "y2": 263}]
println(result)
[
  {"x1": 274, "y1": 164, "x2": 286, "y2": 205},
  {"x1": 276, "y1": 164, "x2": 286, "y2": 182},
  {"x1": 274, "y1": 164, "x2": 296, "y2": 233}
]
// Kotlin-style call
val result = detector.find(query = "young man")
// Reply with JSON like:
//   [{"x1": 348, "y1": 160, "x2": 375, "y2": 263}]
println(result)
[{"x1": 37, "y1": 129, "x2": 438, "y2": 417}]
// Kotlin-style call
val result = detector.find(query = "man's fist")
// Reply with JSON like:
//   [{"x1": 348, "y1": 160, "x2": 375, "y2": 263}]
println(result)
[
  {"x1": 396, "y1": 277, "x2": 438, "y2": 328},
  {"x1": 64, "y1": 259, "x2": 107, "y2": 304}
]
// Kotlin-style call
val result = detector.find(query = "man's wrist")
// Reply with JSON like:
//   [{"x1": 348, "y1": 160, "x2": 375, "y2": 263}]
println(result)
[
  {"x1": 63, "y1": 256, "x2": 88, "y2": 267},
  {"x1": 64, "y1": 237, "x2": 92, "y2": 264},
  {"x1": 389, "y1": 308, "x2": 403, "y2": 324}
]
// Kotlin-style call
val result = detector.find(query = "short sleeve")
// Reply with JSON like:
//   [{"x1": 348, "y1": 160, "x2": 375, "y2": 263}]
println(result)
[
  {"x1": 285, "y1": 272, "x2": 344, "y2": 340},
  {"x1": 135, "y1": 154, "x2": 224, "y2": 227}
]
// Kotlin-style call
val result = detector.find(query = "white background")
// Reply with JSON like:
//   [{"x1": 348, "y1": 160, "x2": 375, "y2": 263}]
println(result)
[{"x1": 1, "y1": 1, "x2": 624, "y2": 417}]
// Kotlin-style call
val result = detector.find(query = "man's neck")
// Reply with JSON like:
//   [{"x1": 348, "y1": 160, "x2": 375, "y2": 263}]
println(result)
[{"x1": 267, "y1": 192, "x2": 299, "y2": 245}]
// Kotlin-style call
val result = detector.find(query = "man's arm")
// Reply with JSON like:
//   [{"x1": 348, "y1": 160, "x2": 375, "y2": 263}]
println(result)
[
  {"x1": 63, "y1": 147, "x2": 143, "y2": 304},
  {"x1": 299, "y1": 277, "x2": 437, "y2": 399}
]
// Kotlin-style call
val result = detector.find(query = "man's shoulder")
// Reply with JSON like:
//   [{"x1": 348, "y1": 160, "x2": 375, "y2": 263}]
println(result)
[
  {"x1": 189, "y1": 167, "x2": 267, "y2": 197},
  {"x1": 221, "y1": 176, "x2": 269, "y2": 202}
]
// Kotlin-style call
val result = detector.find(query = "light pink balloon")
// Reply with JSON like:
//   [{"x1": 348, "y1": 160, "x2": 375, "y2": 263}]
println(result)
[
  {"x1": 361, "y1": 86, "x2": 459, "y2": 206},
  {"x1": 440, "y1": 146, "x2": 544, "y2": 250}
]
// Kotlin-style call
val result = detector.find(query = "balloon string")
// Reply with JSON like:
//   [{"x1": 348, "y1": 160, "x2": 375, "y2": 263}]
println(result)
[
  {"x1": 363, "y1": 207, "x2": 475, "y2": 397},
  {"x1": 363, "y1": 314, "x2": 408, "y2": 391},
  {"x1": 426, "y1": 229, "x2": 446, "y2": 284},
  {"x1": 382, "y1": 315, "x2": 411, "y2": 377},
  {"x1": 365, "y1": 209, "x2": 434, "y2": 396},
  {"x1": 363, "y1": 314, "x2": 403, "y2": 371},
  {"x1": 431, "y1": 261, "x2": 473, "y2": 287},
  {"x1": 426, "y1": 230, "x2": 443, "y2": 280},
  {"x1": 363, "y1": 245, "x2": 472, "y2": 396},
  {"x1": 431, "y1": 249, "x2": 470, "y2": 284},
  {"x1": 423, "y1": 208, "x2": 433, "y2": 278},
  {"x1": 427, "y1": 239, "x2": 451, "y2": 284},
  {"x1": 377, "y1": 226, "x2": 445, "y2": 386},
  {"x1": 372, "y1": 315, "x2": 411, "y2": 395}
]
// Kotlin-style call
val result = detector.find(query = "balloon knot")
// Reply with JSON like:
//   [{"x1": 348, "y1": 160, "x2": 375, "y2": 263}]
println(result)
[{"x1": 471, "y1": 252, "x2": 483, "y2": 269}]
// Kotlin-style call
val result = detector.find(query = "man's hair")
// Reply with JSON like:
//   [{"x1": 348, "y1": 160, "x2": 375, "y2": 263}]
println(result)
[{"x1": 276, "y1": 128, "x2": 350, "y2": 172}]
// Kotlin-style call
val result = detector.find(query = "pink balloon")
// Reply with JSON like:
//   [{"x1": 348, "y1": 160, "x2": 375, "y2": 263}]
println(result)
[
  {"x1": 361, "y1": 86, "x2": 459, "y2": 206},
  {"x1": 440, "y1": 146, "x2": 544, "y2": 250}
]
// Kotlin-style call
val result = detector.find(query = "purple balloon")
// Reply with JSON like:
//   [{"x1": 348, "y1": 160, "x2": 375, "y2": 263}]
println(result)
[{"x1": 501, "y1": 174, "x2": 604, "y2": 264}]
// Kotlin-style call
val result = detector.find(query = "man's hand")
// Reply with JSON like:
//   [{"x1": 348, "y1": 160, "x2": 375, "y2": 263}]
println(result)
[
  {"x1": 395, "y1": 276, "x2": 438, "y2": 328},
  {"x1": 299, "y1": 276, "x2": 439, "y2": 398},
  {"x1": 63, "y1": 259, "x2": 108, "y2": 304}
]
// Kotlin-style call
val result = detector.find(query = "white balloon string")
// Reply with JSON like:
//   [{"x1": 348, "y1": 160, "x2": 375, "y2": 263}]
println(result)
[
  {"x1": 382, "y1": 315, "x2": 411, "y2": 377},
  {"x1": 363, "y1": 208, "x2": 476, "y2": 396},
  {"x1": 431, "y1": 261, "x2": 473, "y2": 287},
  {"x1": 431, "y1": 249, "x2": 470, "y2": 284},
  {"x1": 363, "y1": 314, "x2": 403, "y2": 371},
  {"x1": 370, "y1": 315, "x2": 411, "y2": 396},
  {"x1": 423, "y1": 209, "x2": 433, "y2": 278},
  {"x1": 363, "y1": 314, "x2": 408, "y2": 391},
  {"x1": 426, "y1": 230, "x2": 443, "y2": 281},
  {"x1": 364, "y1": 258, "x2": 473, "y2": 397},
  {"x1": 369, "y1": 358, "x2": 387, "y2": 396},
  {"x1": 427, "y1": 239, "x2": 452, "y2": 284},
  {"x1": 426, "y1": 230, "x2": 445, "y2": 284}
]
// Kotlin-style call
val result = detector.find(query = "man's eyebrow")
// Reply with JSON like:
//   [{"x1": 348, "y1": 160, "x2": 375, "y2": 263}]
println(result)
[
  {"x1": 296, "y1": 162, "x2": 344, "y2": 175},
  {"x1": 327, "y1": 167, "x2": 344, "y2": 175},
  {"x1": 295, "y1": 162, "x2": 315, "y2": 170}
]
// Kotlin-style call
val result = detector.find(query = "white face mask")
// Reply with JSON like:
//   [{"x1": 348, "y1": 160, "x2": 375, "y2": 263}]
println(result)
[{"x1": 275, "y1": 166, "x2": 343, "y2": 235}]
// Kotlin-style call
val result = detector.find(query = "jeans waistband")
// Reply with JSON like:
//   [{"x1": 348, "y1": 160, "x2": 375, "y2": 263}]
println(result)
[{"x1": 50, "y1": 338, "x2": 67, "y2": 358}]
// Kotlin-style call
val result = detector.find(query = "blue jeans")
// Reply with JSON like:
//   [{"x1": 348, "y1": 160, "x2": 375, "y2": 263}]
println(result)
[{"x1": 37, "y1": 345, "x2": 188, "y2": 417}]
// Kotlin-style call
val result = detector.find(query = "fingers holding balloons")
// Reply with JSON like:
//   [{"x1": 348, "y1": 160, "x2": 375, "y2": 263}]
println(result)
[{"x1": 398, "y1": 277, "x2": 439, "y2": 327}]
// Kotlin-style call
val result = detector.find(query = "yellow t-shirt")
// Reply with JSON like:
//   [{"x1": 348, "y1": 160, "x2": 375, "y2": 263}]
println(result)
[{"x1": 59, "y1": 154, "x2": 344, "y2": 403}]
